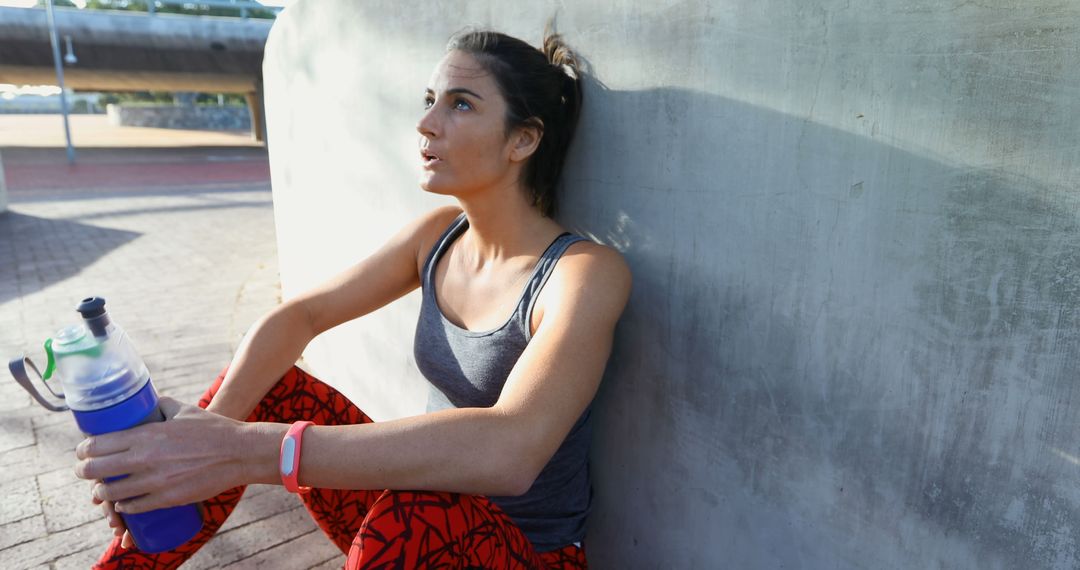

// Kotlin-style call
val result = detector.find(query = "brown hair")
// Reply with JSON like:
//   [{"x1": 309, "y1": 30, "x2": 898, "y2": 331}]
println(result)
[{"x1": 446, "y1": 26, "x2": 583, "y2": 217}]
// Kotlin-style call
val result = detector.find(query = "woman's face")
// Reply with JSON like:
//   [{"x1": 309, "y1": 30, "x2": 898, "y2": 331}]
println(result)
[{"x1": 417, "y1": 50, "x2": 518, "y2": 197}]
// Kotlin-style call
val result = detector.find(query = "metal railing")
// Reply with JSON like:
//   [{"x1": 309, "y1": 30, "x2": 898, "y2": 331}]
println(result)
[
  {"x1": 145, "y1": 0, "x2": 281, "y2": 19},
  {"x1": 56, "y1": 0, "x2": 283, "y2": 19}
]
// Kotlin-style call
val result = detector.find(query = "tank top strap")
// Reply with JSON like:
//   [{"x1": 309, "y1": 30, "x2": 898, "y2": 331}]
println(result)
[
  {"x1": 515, "y1": 232, "x2": 590, "y2": 341},
  {"x1": 421, "y1": 212, "x2": 469, "y2": 290}
]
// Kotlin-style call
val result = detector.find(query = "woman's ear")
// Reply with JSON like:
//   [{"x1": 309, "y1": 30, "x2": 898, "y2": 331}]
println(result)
[{"x1": 509, "y1": 118, "x2": 544, "y2": 163}]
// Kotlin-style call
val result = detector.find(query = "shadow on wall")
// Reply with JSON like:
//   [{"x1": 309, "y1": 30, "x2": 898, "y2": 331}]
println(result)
[{"x1": 559, "y1": 72, "x2": 1080, "y2": 567}]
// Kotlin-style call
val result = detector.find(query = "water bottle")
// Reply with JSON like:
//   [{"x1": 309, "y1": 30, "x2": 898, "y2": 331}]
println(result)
[{"x1": 8, "y1": 297, "x2": 203, "y2": 553}]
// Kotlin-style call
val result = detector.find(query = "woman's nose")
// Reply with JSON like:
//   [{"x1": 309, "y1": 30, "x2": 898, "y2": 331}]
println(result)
[{"x1": 416, "y1": 108, "x2": 438, "y2": 138}]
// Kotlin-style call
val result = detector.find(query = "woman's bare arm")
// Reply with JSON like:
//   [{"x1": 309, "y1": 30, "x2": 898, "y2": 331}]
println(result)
[
  {"x1": 206, "y1": 205, "x2": 463, "y2": 420},
  {"x1": 77, "y1": 240, "x2": 631, "y2": 509},
  {"x1": 235, "y1": 241, "x2": 632, "y2": 497}
]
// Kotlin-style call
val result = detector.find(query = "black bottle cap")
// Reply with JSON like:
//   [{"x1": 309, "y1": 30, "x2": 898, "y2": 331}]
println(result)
[
  {"x1": 77, "y1": 297, "x2": 111, "y2": 337},
  {"x1": 77, "y1": 297, "x2": 107, "y2": 319}
]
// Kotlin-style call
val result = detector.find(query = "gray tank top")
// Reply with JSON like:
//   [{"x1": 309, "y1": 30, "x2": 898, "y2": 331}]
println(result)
[{"x1": 413, "y1": 212, "x2": 594, "y2": 552}]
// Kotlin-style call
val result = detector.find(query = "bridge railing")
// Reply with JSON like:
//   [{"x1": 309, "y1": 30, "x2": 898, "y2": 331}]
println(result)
[
  {"x1": 58, "y1": 0, "x2": 283, "y2": 19},
  {"x1": 146, "y1": 0, "x2": 281, "y2": 19}
]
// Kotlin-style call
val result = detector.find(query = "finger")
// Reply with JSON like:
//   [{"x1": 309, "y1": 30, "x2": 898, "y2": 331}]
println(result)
[
  {"x1": 115, "y1": 485, "x2": 183, "y2": 515},
  {"x1": 95, "y1": 476, "x2": 151, "y2": 505},
  {"x1": 76, "y1": 432, "x2": 133, "y2": 460},
  {"x1": 121, "y1": 530, "x2": 135, "y2": 550},
  {"x1": 90, "y1": 479, "x2": 103, "y2": 504},
  {"x1": 157, "y1": 395, "x2": 185, "y2": 419},
  {"x1": 102, "y1": 501, "x2": 124, "y2": 528},
  {"x1": 115, "y1": 495, "x2": 153, "y2": 515},
  {"x1": 77, "y1": 454, "x2": 134, "y2": 482}
]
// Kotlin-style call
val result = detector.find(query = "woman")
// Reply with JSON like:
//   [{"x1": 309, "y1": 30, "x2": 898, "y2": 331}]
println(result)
[{"x1": 75, "y1": 27, "x2": 630, "y2": 569}]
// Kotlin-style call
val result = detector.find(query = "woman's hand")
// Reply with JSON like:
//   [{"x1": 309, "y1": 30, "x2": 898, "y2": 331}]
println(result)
[
  {"x1": 90, "y1": 480, "x2": 134, "y2": 548},
  {"x1": 74, "y1": 396, "x2": 253, "y2": 515}
]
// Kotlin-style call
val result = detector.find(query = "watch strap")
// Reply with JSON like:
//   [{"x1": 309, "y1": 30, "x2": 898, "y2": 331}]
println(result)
[{"x1": 279, "y1": 420, "x2": 314, "y2": 494}]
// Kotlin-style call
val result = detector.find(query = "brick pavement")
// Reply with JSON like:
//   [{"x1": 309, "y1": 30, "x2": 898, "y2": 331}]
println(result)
[{"x1": 0, "y1": 143, "x2": 344, "y2": 569}]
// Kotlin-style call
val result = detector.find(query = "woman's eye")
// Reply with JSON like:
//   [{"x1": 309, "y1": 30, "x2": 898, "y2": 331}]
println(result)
[
  {"x1": 454, "y1": 99, "x2": 472, "y2": 111},
  {"x1": 423, "y1": 97, "x2": 434, "y2": 109}
]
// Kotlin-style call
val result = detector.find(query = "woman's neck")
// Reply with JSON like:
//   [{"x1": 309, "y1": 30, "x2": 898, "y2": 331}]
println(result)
[{"x1": 454, "y1": 185, "x2": 561, "y2": 268}]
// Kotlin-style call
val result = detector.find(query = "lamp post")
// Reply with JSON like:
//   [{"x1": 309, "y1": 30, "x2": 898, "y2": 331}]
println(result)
[
  {"x1": 45, "y1": 0, "x2": 75, "y2": 165},
  {"x1": 64, "y1": 35, "x2": 77, "y2": 65}
]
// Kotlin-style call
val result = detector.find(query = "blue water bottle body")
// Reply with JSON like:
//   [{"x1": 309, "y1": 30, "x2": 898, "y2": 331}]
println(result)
[
  {"x1": 73, "y1": 378, "x2": 204, "y2": 553},
  {"x1": 46, "y1": 297, "x2": 204, "y2": 554}
]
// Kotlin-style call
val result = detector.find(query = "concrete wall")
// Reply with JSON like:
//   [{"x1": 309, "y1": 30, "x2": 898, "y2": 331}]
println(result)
[
  {"x1": 106, "y1": 103, "x2": 251, "y2": 131},
  {"x1": 263, "y1": 1, "x2": 1080, "y2": 567}
]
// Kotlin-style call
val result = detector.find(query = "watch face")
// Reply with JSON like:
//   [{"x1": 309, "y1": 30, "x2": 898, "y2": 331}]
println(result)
[{"x1": 280, "y1": 436, "x2": 298, "y2": 475}]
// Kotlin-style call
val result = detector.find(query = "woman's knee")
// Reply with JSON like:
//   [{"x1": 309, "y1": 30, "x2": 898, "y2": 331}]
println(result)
[
  {"x1": 347, "y1": 491, "x2": 526, "y2": 568},
  {"x1": 348, "y1": 491, "x2": 456, "y2": 566},
  {"x1": 244, "y1": 365, "x2": 371, "y2": 425}
]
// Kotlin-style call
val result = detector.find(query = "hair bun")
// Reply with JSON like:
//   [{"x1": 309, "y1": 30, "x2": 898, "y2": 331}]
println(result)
[{"x1": 543, "y1": 31, "x2": 580, "y2": 80}]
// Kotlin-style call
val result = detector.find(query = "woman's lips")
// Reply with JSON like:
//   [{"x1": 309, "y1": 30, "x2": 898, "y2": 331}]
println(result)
[{"x1": 421, "y1": 149, "x2": 442, "y2": 169}]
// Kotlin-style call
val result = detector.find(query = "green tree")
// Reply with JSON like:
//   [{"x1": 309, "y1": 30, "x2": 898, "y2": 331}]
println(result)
[
  {"x1": 95, "y1": 91, "x2": 248, "y2": 107},
  {"x1": 195, "y1": 93, "x2": 247, "y2": 105},
  {"x1": 97, "y1": 91, "x2": 174, "y2": 104}
]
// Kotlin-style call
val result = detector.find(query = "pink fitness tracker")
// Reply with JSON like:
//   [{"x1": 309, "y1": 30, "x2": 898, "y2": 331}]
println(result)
[{"x1": 280, "y1": 420, "x2": 314, "y2": 494}]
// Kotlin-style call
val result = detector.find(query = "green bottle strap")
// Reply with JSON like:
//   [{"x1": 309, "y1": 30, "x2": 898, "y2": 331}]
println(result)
[{"x1": 43, "y1": 338, "x2": 56, "y2": 381}]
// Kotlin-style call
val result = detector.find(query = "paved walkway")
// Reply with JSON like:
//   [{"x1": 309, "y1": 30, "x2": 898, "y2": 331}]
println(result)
[{"x1": 0, "y1": 125, "x2": 342, "y2": 569}]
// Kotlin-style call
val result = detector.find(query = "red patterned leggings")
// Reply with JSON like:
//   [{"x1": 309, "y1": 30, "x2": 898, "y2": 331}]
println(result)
[{"x1": 93, "y1": 366, "x2": 588, "y2": 569}]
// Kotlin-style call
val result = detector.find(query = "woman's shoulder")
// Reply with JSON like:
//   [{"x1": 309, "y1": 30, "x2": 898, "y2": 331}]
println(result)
[
  {"x1": 527, "y1": 236, "x2": 630, "y2": 339},
  {"x1": 409, "y1": 205, "x2": 465, "y2": 272},
  {"x1": 549, "y1": 238, "x2": 632, "y2": 310},
  {"x1": 567, "y1": 238, "x2": 631, "y2": 280}
]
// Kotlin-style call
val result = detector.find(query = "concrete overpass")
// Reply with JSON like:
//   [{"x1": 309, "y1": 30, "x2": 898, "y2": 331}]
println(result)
[{"x1": 0, "y1": 6, "x2": 272, "y2": 138}]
